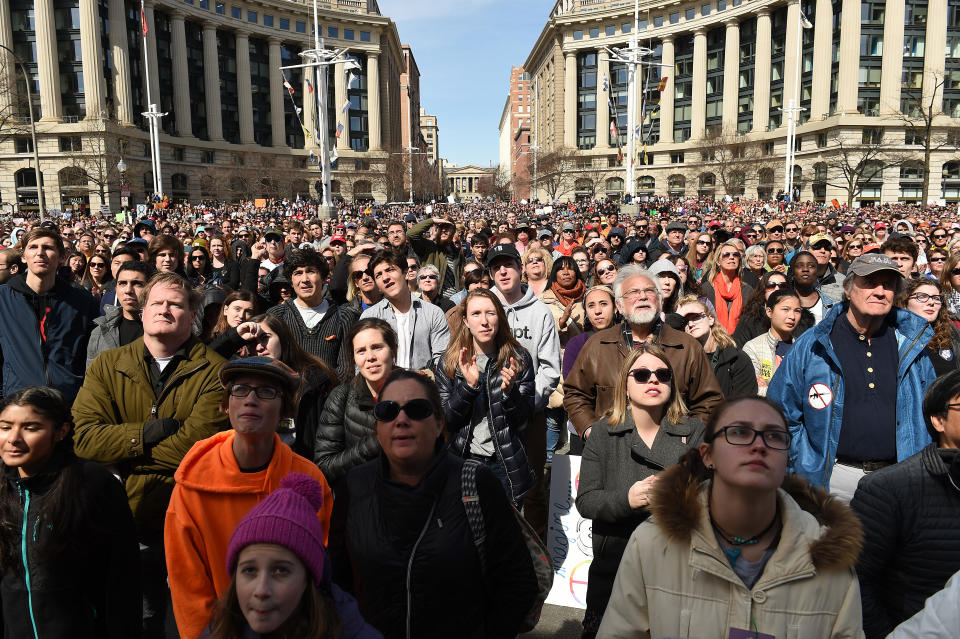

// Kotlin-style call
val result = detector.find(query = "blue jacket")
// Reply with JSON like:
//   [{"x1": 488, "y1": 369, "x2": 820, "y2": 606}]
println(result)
[
  {"x1": 0, "y1": 274, "x2": 98, "y2": 401},
  {"x1": 767, "y1": 303, "x2": 935, "y2": 488}
]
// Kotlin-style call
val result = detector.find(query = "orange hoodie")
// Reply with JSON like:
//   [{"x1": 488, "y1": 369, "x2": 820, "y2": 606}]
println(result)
[{"x1": 164, "y1": 431, "x2": 333, "y2": 639}]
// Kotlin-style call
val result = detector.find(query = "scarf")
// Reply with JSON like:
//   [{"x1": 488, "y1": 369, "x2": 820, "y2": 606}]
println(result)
[
  {"x1": 551, "y1": 279, "x2": 586, "y2": 308},
  {"x1": 713, "y1": 272, "x2": 743, "y2": 335}
]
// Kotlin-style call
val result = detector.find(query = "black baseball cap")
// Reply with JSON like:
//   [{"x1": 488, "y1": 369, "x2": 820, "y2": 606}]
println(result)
[{"x1": 485, "y1": 242, "x2": 522, "y2": 268}]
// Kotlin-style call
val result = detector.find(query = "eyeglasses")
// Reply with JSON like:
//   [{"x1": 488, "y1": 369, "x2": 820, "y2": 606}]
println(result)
[
  {"x1": 683, "y1": 312, "x2": 707, "y2": 324},
  {"x1": 785, "y1": 227, "x2": 798, "y2": 232},
  {"x1": 847, "y1": 244, "x2": 862, "y2": 250},
  {"x1": 228, "y1": 384, "x2": 281, "y2": 400},
  {"x1": 191, "y1": 255, "x2": 206, "y2": 261},
  {"x1": 720, "y1": 251, "x2": 741, "y2": 259},
  {"x1": 713, "y1": 425, "x2": 791, "y2": 450},
  {"x1": 593, "y1": 246, "x2": 609, "y2": 253},
  {"x1": 621, "y1": 287, "x2": 658, "y2": 300},
  {"x1": 419, "y1": 274, "x2": 438, "y2": 281},
  {"x1": 628, "y1": 367, "x2": 673, "y2": 384},
  {"x1": 745, "y1": 233, "x2": 758, "y2": 239},
  {"x1": 525, "y1": 256, "x2": 544, "y2": 264},
  {"x1": 323, "y1": 255, "x2": 336, "y2": 262},
  {"x1": 765, "y1": 281, "x2": 787, "y2": 290},
  {"x1": 767, "y1": 226, "x2": 783, "y2": 233},
  {"x1": 103, "y1": 234, "x2": 116, "y2": 240},
  {"x1": 406, "y1": 264, "x2": 419, "y2": 271},
  {"x1": 767, "y1": 247, "x2": 785, "y2": 255},
  {"x1": 373, "y1": 398, "x2": 436, "y2": 421},
  {"x1": 911, "y1": 292, "x2": 944, "y2": 305}
]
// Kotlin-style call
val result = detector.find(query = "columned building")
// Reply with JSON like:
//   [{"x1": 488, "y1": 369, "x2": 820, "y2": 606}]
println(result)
[
  {"x1": 524, "y1": 0, "x2": 960, "y2": 206},
  {"x1": 0, "y1": 0, "x2": 407, "y2": 213},
  {"x1": 446, "y1": 163, "x2": 495, "y2": 200}
]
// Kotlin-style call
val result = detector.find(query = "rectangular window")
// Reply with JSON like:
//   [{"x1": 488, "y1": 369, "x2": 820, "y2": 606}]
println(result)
[
  {"x1": 59, "y1": 136, "x2": 82, "y2": 151},
  {"x1": 344, "y1": 29, "x2": 354, "y2": 40},
  {"x1": 15, "y1": 137, "x2": 33, "y2": 153},
  {"x1": 762, "y1": 141, "x2": 775, "y2": 156},
  {"x1": 702, "y1": 4, "x2": 711, "y2": 15},
  {"x1": 231, "y1": 6, "x2": 241, "y2": 19},
  {"x1": 201, "y1": 150, "x2": 214, "y2": 163},
  {"x1": 183, "y1": 0, "x2": 193, "y2": 5},
  {"x1": 573, "y1": 30, "x2": 583, "y2": 40},
  {"x1": 246, "y1": 11, "x2": 256, "y2": 23},
  {"x1": 862, "y1": 127, "x2": 883, "y2": 144},
  {"x1": 295, "y1": 21, "x2": 305, "y2": 33},
  {"x1": 215, "y1": 2, "x2": 224, "y2": 14},
  {"x1": 654, "y1": 16, "x2": 664, "y2": 27},
  {"x1": 172, "y1": 147, "x2": 185, "y2": 161},
  {"x1": 605, "y1": 25, "x2": 615, "y2": 36},
  {"x1": 589, "y1": 27, "x2": 599, "y2": 38},
  {"x1": 623, "y1": 23, "x2": 632, "y2": 33},
  {"x1": 328, "y1": 27, "x2": 338, "y2": 38},
  {"x1": 904, "y1": 35, "x2": 925, "y2": 57},
  {"x1": 717, "y1": 0, "x2": 726, "y2": 10},
  {"x1": 199, "y1": 0, "x2": 207, "y2": 8},
  {"x1": 670, "y1": 12, "x2": 680, "y2": 24},
  {"x1": 360, "y1": 31, "x2": 370, "y2": 41},
  {"x1": 686, "y1": 8, "x2": 695, "y2": 20},
  {"x1": 858, "y1": 66, "x2": 882, "y2": 88},
  {"x1": 263, "y1": 15, "x2": 273, "y2": 27},
  {"x1": 278, "y1": 18, "x2": 289, "y2": 30},
  {"x1": 671, "y1": 152, "x2": 685, "y2": 163},
  {"x1": 860, "y1": 34, "x2": 883, "y2": 57}
]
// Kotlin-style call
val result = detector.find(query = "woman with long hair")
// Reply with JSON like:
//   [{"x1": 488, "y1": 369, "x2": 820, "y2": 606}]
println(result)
[
  {"x1": 938, "y1": 252, "x2": 960, "y2": 326},
  {"x1": 927, "y1": 247, "x2": 949, "y2": 281},
  {"x1": 839, "y1": 237, "x2": 864, "y2": 274},
  {"x1": 345, "y1": 253, "x2": 383, "y2": 313},
  {"x1": 686, "y1": 231, "x2": 713, "y2": 281},
  {"x1": 732, "y1": 271, "x2": 801, "y2": 345},
  {"x1": 206, "y1": 290, "x2": 259, "y2": 349},
  {"x1": 540, "y1": 255, "x2": 587, "y2": 345},
  {"x1": 67, "y1": 251, "x2": 87, "y2": 282},
  {"x1": 80, "y1": 253, "x2": 111, "y2": 301},
  {"x1": 148, "y1": 234, "x2": 186, "y2": 275},
  {"x1": 0, "y1": 386, "x2": 141, "y2": 638},
  {"x1": 523, "y1": 246, "x2": 552, "y2": 296},
  {"x1": 209, "y1": 474, "x2": 379, "y2": 639},
  {"x1": 650, "y1": 260, "x2": 684, "y2": 314},
  {"x1": 741, "y1": 289, "x2": 802, "y2": 395},
  {"x1": 576, "y1": 345, "x2": 704, "y2": 639},
  {"x1": 186, "y1": 245, "x2": 215, "y2": 288},
  {"x1": 208, "y1": 234, "x2": 241, "y2": 290},
  {"x1": 562, "y1": 285, "x2": 619, "y2": 380},
  {"x1": 599, "y1": 396, "x2": 864, "y2": 638},
  {"x1": 896, "y1": 278, "x2": 960, "y2": 376},
  {"x1": 436, "y1": 289, "x2": 536, "y2": 506},
  {"x1": 702, "y1": 240, "x2": 753, "y2": 335},
  {"x1": 593, "y1": 258, "x2": 619, "y2": 287},
  {"x1": 676, "y1": 294, "x2": 757, "y2": 397},
  {"x1": 314, "y1": 319, "x2": 398, "y2": 487}
]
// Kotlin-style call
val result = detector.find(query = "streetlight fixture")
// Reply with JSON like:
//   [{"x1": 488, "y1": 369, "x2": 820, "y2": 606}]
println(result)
[
  {"x1": 117, "y1": 158, "x2": 128, "y2": 216},
  {"x1": 0, "y1": 43, "x2": 45, "y2": 217},
  {"x1": 783, "y1": 2, "x2": 813, "y2": 201}
]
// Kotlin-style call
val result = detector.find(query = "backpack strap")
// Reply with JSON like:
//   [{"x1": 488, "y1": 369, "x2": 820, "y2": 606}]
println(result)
[{"x1": 460, "y1": 459, "x2": 487, "y2": 574}]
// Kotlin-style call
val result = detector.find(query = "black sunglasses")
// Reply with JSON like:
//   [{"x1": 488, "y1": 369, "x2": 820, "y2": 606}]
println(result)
[
  {"x1": 767, "y1": 226, "x2": 784, "y2": 233},
  {"x1": 373, "y1": 398, "x2": 436, "y2": 421},
  {"x1": 951, "y1": 268, "x2": 960, "y2": 276},
  {"x1": 767, "y1": 247, "x2": 785, "y2": 254},
  {"x1": 628, "y1": 367, "x2": 673, "y2": 384},
  {"x1": 765, "y1": 281, "x2": 787, "y2": 290},
  {"x1": 595, "y1": 264, "x2": 617, "y2": 276}
]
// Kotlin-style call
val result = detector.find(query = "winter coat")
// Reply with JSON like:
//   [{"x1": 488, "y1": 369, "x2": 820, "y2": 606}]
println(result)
[
  {"x1": 360, "y1": 294, "x2": 451, "y2": 371},
  {"x1": 435, "y1": 349, "x2": 537, "y2": 505},
  {"x1": 708, "y1": 344, "x2": 759, "y2": 398},
  {"x1": 407, "y1": 218, "x2": 464, "y2": 297},
  {"x1": 86, "y1": 304, "x2": 125, "y2": 369},
  {"x1": 818, "y1": 263, "x2": 846, "y2": 302},
  {"x1": 850, "y1": 445, "x2": 960, "y2": 639},
  {"x1": 767, "y1": 304, "x2": 936, "y2": 489},
  {"x1": 886, "y1": 568, "x2": 960, "y2": 639},
  {"x1": 72, "y1": 336, "x2": 230, "y2": 537},
  {"x1": 328, "y1": 447, "x2": 539, "y2": 639},
  {"x1": 313, "y1": 375, "x2": 380, "y2": 486},
  {"x1": 0, "y1": 274, "x2": 98, "y2": 401},
  {"x1": 1, "y1": 448, "x2": 141, "y2": 639},
  {"x1": 539, "y1": 287, "x2": 585, "y2": 346},
  {"x1": 165, "y1": 431, "x2": 333, "y2": 639},
  {"x1": 267, "y1": 298, "x2": 359, "y2": 381},
  {"x1": 597, "y1": 466, "x2": 865, "y2": 639},
  {"x1": 564, "y1": 320, "x2": 724, "y2": 436},
  {"x1": 289, "y1": 366, "x2": 336, "y2": 461}
]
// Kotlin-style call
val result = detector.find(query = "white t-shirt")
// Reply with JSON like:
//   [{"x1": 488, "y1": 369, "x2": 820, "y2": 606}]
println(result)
[
  {"x1": 807, "y1": 296, "x2": 824, "y2": 324},
  {"x1": 295, "y1": 299, "x2": 330, "y2": 329},
  {"x1": 395, "y1": 307, "x2": 412, "y2": 369},
  {"x1": 154, "y1": 356, "x2": 174, "y2": 372}
]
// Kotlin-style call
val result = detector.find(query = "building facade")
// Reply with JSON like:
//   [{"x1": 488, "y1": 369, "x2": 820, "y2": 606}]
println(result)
[
  {"x1": 420, "y1": 107, "x2": 439, "y2": 164},
  {"x1": 497, "y1": 65, "x2": 533, "y2": 200},
  {"x1": 445, "y1": 163, "x2": 495, "y2": 200},
  {"x1": 523, "y1": 0, "x2": 960, "y2": 205},
  {"x1": 0, "y1": 0, "x2": 409, "y2": 213}
]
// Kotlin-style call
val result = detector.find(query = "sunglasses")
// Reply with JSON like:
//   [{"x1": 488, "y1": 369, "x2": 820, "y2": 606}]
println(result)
[
  {"x1": 683, "y1": 312, "x2": 707, "y2": 324},
  {"x1": 595, "y1": 265, "x2": 617, "y2": 276},
  {"x1": 785, "y1": 227, "x2": 798, "y2": 232},
  {"x1": 373, "y1": 398, "x2": 436, "y2": 421},
  {"x1": 765, "y1": 281, "x2": 787, "y2": 290},
  {"x1": 419, "y1": 274, "x2": 438, "y2": 281},
  {"x1": 767, "y1": 247, "x2": 785, "y2": 254},
  {"x1": 746, "y1": 233, "x2": 758, "y2": 238},
  {"x1": 265, "y1": 236, "x2": 283, "y2": 243},
  {"x1": 525, "y1": 256, "x2": 544, "y2": 264},
  {"x1": 720, "y1": 251, "x2": 741, "y2": 259},
  {"x1": 930, "y1": 256, "x2": 947, "y2": 262},
  {"x1": 628, "y1": 367, "x2": 673, "y2": 384},
  {"x1": 696, "y1": 239, "x2": 712, "y2": 246},
  {"x1": 89, "y1": 262, "x2": 106, "y2": 268},
  {"x1": 191, "y1": 255, "x2": 206, "y2": 261},
  {"x1": 952, "y1": 268, "x2": 960, "y2": 276},
  {"x1": 847, "y1": 244, "x2": 862, "y2": 250},
  {"x1": 767, "y1": 226, "x2": 783, "y2": 233},
  {"x1": 352, "y1": 270, "x2": 370, "y2": 279},
  {"x1": 934, "y1": 234, "x2": 948, "y2": 239},
  {"x1": 811, "y1": 242, "x2": 832, "y2": 250}
]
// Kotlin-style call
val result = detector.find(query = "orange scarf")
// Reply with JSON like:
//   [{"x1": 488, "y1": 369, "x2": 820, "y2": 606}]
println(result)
[{"x1": 713, "y1": 272, "x2": 743, "y2": 334}]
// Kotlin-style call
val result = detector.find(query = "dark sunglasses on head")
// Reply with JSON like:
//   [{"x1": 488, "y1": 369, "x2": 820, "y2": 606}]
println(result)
[
  {"x1": 767, "y1": 247, "x2": 785, "y2": 254},
  {"x1": 373, "y1": 398, "x2": 436, "y2": 421},
  {"x1": 628, "y1": 367, "x2": 673, "y2": 384}
]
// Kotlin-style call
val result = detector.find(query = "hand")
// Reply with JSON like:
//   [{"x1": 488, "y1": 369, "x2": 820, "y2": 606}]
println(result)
[
  {"x1": 349, "y1": 242, "x2": 377, "y2": 257},
  {"x1": 500, "y1": 357, "x2": 518, "y2": 395},
  {"x1": 459, "y1": 347, "x2": 480, "y2": 387},
  {"x1": 143, "y1": 418, "x2": 180, "y2": 445},
  {"x1": 627, "y1": 475, "x2": 659, "y2": 509},
  {"x1": 236, "y1": 321, "x2": 261, "y2": 341},
  {"x1": 559, "y1": 301, "x2": 575, "y2": 326},
  {"x1": 251, "y1": 241, "x2": 266, "y2": 260},
  {"x1": 773, "y1": 264, "x2": 787, "y2": 273}
]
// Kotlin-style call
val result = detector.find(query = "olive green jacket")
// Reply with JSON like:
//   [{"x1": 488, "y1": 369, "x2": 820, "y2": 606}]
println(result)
[{"x1": 72, "y1": 336, "x2": 229, "y2": 537}]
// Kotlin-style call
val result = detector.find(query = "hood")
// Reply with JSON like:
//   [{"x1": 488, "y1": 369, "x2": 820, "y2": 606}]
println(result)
[
  {"x1": 6, "y1": 272, "x2": 73, "y2": 301},
  {"x1": 93, "y1": 304, "x2": 124, "y2": 327},
  {"x1": 494, "y1": 283, "x2": 538, "y2": 311},
  {"x1": 649, "y1": 462, "x2": 863, "y2": 572},
  {"x1": 893, "y1": 219, "x2": 915, "y2": 235},
  {"x1": 10, "y1": 227, "x2": 23, "y2": 245},
  {"x1": 174, "y1": 430, "x2": 293, "y2": 495}
]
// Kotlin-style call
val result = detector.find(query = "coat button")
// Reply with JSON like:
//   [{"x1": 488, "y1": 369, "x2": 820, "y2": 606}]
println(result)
[
  {"x1": 130, "y1": 438, "x2": 138, "y2": 445},
  {"x1": 752, "y1": 590, "x2": 767, "y2": 603}
]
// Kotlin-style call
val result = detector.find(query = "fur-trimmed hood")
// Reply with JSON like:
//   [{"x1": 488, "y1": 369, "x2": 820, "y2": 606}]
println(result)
[{"x1": 649, "y1": 462, "x2": 863, "y2": 572}]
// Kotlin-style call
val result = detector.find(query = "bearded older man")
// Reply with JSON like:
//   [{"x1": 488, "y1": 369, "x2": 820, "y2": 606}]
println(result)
[{"x1": 564, "y1": 264, "x2": 724, "y2": 439}]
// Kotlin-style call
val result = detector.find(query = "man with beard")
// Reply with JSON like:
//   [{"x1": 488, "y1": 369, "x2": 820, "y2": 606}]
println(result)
[
  {"x1": 407, "y1": 216, "x2": 464, "y2": 298},
  {"x1": 564, "y1": 264, "x2": 724, "y2": 439},
  {"x1": 387, "y1": 220, "x2": 413, "y2": 256}
]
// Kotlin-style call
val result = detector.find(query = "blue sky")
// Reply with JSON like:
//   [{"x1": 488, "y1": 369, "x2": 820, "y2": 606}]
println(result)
[{"x1": 378, "y1": 0, "x2": 547, "y2": 168}]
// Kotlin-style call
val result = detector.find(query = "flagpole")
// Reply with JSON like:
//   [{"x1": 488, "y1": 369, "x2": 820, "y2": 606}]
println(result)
[{"x1": 140, "y1": 0, "x2": 164, "y2": 198}]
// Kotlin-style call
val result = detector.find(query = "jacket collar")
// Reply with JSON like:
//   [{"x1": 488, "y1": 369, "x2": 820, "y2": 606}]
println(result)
[
  {"x1": 115, "y1": 336, "x2": 209, "y2": 385},
  {"x1": 921, "y1": 443, "x2": 960, "y2": 482},
  {"x1": 607, "y1": 413, "x2": 699, "y2": 470}
]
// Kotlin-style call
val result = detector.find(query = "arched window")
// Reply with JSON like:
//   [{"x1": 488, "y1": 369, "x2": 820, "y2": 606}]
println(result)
[
  {"x1": 943, "y1": 161, "x2": 960, "y2": 180},
  {"x1": 58, "y1": 167, "x2": 88, "y2": 187},
  {"x1": 605, "y1": 177, "x2": 624, "y2": 193},
  {"x1": 171, "y1": 173, "x2": 188, "y2": 191},
  {"x1": 728, "y1": 171, "x2": 745, "y2": 196},
  {"x1": 637, "y1": 175, "x2": 655, "y2": 192}
]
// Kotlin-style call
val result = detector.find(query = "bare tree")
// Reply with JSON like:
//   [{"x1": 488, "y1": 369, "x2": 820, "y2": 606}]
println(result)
[
  {"x1": 896, "y1": 73, "x2": 960, "y2": 208},
  {"x1": 0, "y1": 57, "x2": 30, "y2": 148},
  {"x1": 537, "y1": 146, "x2": 578, "y2": 202},
  {"x1": 477, "y1": 166, "x2": 512, "y2": 201},
  {"x1": 62, "y1": 114, "x2": 128, "y2": 208},
  {"x1": 819, "y1": 129, "x2": 899, "y2": 208},
  {"x1": 694, "y1": 129, "x2": 776, "y2": 197}
]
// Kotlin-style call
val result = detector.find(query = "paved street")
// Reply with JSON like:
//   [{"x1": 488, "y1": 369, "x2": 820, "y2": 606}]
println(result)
[{"x1": 522, "y1": 604, "x2": 583, "y2": 639}]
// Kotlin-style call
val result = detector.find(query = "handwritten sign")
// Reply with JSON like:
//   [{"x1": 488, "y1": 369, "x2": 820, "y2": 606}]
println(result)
[{"x1": 545, "y1": 454, "x2": 591, "y2": 609}]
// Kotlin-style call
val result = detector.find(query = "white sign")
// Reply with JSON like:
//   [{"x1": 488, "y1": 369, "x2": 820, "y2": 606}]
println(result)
[
  {"x1": 808, "y1": 383, "x2": 834, "y2": 410},
  {"x1": 100, "y1": 205, "x2": 111, "y2": 215},
  {"x1": 546, "y1": 454, "x2": 592, "y2": 609},
  {"x1": 136, "y1": 204, "x2": 148, "y2": 216},
  {"x1": 425, "y1": 205, "x2": 433, "y2": 215}
]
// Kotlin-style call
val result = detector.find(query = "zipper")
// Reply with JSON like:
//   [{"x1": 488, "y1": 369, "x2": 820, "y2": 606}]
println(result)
[
  {"x1": 485, "y1": 360, "x2": 517, "y2": 504},
  {"x1": 405, "y1": 501, "x2": 437, "y2": 639},
  {"x1": 21, "y1": 488, "x2": 40, "y2": 639}
]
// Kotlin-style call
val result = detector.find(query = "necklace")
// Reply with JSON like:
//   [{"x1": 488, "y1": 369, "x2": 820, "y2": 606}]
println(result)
[{"x1": 710, "y1": 504, "x2": 780, "y2": 546}]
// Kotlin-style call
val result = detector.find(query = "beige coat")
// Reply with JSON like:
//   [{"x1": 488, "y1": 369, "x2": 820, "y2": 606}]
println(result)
[
  {"x1": 539, "y1": 287, "x2": 584, "y2": 409},
  {"x1": 598, "y1": 466, "x2": 865, "y2": 639}
]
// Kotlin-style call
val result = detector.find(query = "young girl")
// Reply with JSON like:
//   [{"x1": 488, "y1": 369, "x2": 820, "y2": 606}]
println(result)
[
  {"x1": 742, "y1": 289, "x2": 802, "y2": 395},
  {"x1": 211, "y1": 473, "x2": 380, "y2": 639},
  {"x1": 0, "y1": 386, "x2": 141, "y2": 638}
]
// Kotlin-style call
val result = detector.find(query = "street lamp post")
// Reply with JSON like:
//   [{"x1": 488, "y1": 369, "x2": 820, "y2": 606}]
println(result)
[
  {"x1": 0, "y1": 44, "x2": 45, "y2": 217},
  {"x1": 117, "y1": 158, "x2": 127, "y2": 217}
]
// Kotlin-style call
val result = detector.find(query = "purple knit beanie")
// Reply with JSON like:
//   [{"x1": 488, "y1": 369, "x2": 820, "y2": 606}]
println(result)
[{"x1": 226, "y1": 473, "x2": 326, "y2": 584}]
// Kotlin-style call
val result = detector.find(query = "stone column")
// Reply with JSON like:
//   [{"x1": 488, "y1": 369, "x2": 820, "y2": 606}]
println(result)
[
  {"x1": 335, "y1": 59, "x2": 351, "y2": 151},
  {"x1": 268, "y1": 38, "x2": 286, "y2": 147},
  {"x1": 170, "y1": 12, "x2": 192, "y2": 136},
  {"x1": 596, "y1": 51, "x2": 610, "y2": 149},
  {"x1": 79, "y1": 0, "x2": 106, "y2": 119},
  {"x1": 924, "y1": 1, "x2": 948, "y2": 113},
  {"x1": 235, "y1": 30, "x2": 255, "y2": 144},
  {"x1": 564, "y1": 52, "x2": 577, "y2": 148},
  {"x1": 752, "y1": 9, "x2": 772, "y2": 132},
  {"x1": 108, "y1": 0, "x2": 133, "y2": 125},
  {"x1": 143, "y1": 2, "x2": 161, "y2": 109},
  {"x1": 836, "y1": 0, "x2": 860, "y2": 113},
  {"x1": 367, "y1": 51, "x2": 381, "y2": 150},
  {"x1": 879, "y1": 0, "x2": 905, "y2": 115},
  {"x1": 810, "y1": 0, "x2": 832, "y2": 119},
  {"x1": 660, "y1": 38, "x2": 675, "y2": 142},
  {"x1": 0, "y1": 0, "x2": 15, "y2": 116},
  {"x1": 692, "y1": 28, "x2": 707, "y2": 139},
  {"x1": 722, "y1": 20, "x2": 740, "y2": 132},
  {"x1": 302, "y1": 73, "x2": 317, "y2": 147},
  {"x1": 203, "y1": 24, "x2": 223, "y2": 140},
  {"x1": 782, "y1": 1, "x2": 800, "y2": 110},
  {"x1": 34, "y1": 0, "x2": 62, "y2": 121}
]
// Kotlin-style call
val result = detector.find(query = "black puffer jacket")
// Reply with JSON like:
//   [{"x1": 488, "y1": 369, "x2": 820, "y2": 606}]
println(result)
[
  {"x1": 1, "y1": 447, "x2": 141, "y2": 639},
  {"x1": 709, "y1": 344, "x2": 759, "y2": 397},
  {"x1": 290, "y1": 366, "x2": 336, "y2": 460},
  {"x1": 851, "y1": 444, "x2": 960, "y2": 639},
  {"x1": 313, "y1": 375, "x2": 379, "y2": 486},
  {"x1": 434, "y1": 349, "x2": 536, "y2": 505},
  {"x1": 328, "y1": 447, "x2": 538, "y2": 639}
]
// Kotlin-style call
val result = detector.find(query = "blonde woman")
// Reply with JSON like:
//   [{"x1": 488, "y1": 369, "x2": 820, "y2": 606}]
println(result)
[
  {"x1": 701, "y1": 240, "x2": 753, "y2": 335},
  {"x1": 522, "y1": 246, "x2": 553, "y2": 296},
  {"x1": 675, "y1": 294, "x2": 757, "y2": 397}
]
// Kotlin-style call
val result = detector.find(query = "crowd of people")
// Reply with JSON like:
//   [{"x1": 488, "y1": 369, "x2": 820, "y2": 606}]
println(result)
[{"x1": 2, "y1": 194, "x2": 960, "y2": 638}]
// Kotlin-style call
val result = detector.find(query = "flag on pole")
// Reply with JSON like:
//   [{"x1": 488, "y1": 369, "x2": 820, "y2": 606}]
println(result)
[
  {"x1": 347, "y1": 72, "x2": 357, "y2": 88},
  {"x1": 305, "y1": 79, "x2": 313, "y2": 93},
  {"x1": 283, "y1": 80, "x2": 294, "y2": 95},
  {"x1": 330, "y1": 149, "x2": 339, "y2": 164},
  {"x1": 608, "y1": 98, "x2": 616, "y2": 114},
  {"x1": 140, "y1": 4, "x2": 149, "y2": 35},
  {"x1": 609, "y1": 121, "x2": 618, "y2": 139},
  {"x1": 657, "y1": 77, "x2": 668, "y2": 92},
  {"x1": 336, "y1": 123, "x2": 344, "y2": 138},
  {"x1": 602, "y1": 76, "x2": 609, "y2": 92},
  {"x1": 641, "y1": 144, "x2": 648, "y2": 165},
  {"x1": 341, "y1": 98, "x2": 350, "y2": 113},
  {"x1": 617, "y1": 148, "x2": 623, "y2": 164},
  {"x1": 301, "y1": 125, "x2": 312, "y2": 139}
]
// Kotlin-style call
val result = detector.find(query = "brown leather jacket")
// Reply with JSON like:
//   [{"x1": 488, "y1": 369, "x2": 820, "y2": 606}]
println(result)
[{"x1": 563, "y1": 321, "x2": 724, "y2": 436}]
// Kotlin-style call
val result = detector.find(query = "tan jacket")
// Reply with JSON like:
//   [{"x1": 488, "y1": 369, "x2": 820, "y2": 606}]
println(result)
[
  {"x1": 598, "y1": 466, "x2": 865, "y2": 639},
  {"x1": 539, "y1": 287, "x2": 584, "y2": 409}
]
